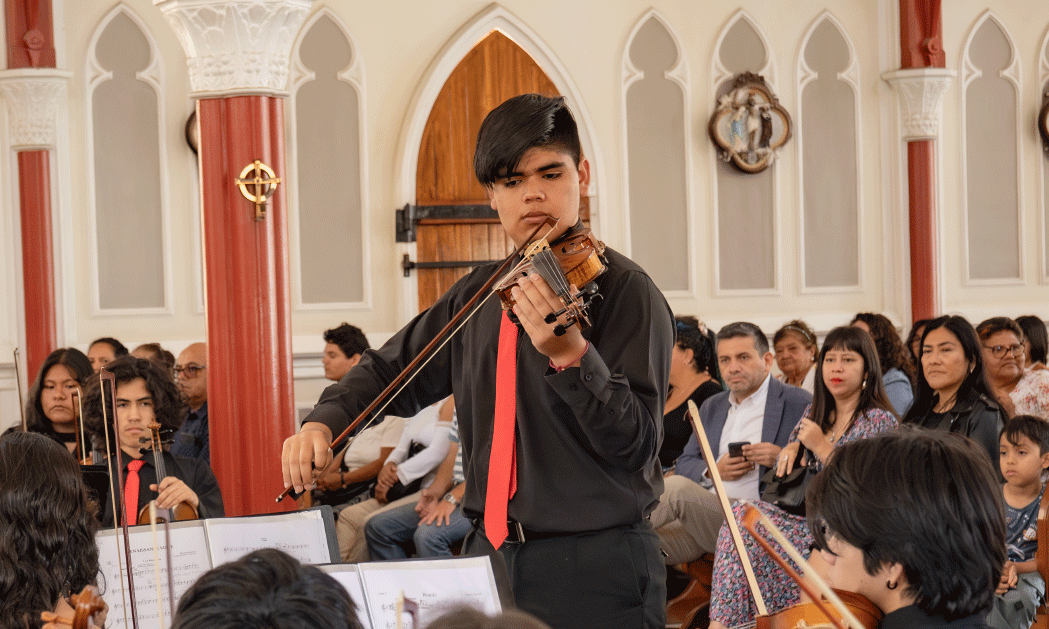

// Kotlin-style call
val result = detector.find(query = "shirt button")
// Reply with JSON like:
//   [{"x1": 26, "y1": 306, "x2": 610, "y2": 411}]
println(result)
[
  {"x1": 584, "y1": 373, "x2": 593, "y2": 382},
  {"x1": 570, "y1": 384, "x2": 578, "y2": 391}
]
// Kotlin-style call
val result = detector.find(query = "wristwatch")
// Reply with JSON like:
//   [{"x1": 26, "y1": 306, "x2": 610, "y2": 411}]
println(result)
[{"x1": 443, "y1": 493, "x2": 460, "y2": 506}]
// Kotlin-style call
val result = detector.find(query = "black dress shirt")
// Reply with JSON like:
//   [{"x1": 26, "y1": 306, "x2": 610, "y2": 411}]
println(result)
[
  {"x1": 306, "y1": 238, "x2": 674, "y2": 533},
  {"x1": 100, "y1": 450, "x2": 224, "y2": 527},
  {"x1": 881, "y1": 605, "x2": 992, "y2": 629},
  {"x1": 170, "y1": 402, "x2": 210, "y2": 464}
]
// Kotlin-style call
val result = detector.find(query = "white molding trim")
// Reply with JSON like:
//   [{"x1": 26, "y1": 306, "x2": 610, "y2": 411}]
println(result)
[
  {"x1": 957, "y1": 11, "x2": 1023, "y2": 287},
  {"x1": 619, "y1": 9, "x2": 696, "y2": 298},
  {"x1": 84, "y1": 4, "x2": 174, "y2": 318},
  {"x1": 154, "y1": 0, "x2": 312, "y2": 98},
  {"x1": 286, "y1": 8, "x2": 371, "y2": 313},
  {"x1": 710, "y1": 9, "x2": 781, "y2": 297},
  {"x1": 796, "y1": 11, "x2": 864, "y2": 295},
  {"x1": 0, "y1": 69, "x2": 72, "y2": 149}
]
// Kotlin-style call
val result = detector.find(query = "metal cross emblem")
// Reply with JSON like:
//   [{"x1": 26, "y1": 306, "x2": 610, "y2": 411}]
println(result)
[{"x1": 236, "y1": 160, "x2": 281, "y2": 220}]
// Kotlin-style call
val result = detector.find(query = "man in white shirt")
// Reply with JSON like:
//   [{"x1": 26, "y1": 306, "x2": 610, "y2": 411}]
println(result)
[{"x1": 653, "y1": 322, "x2": 811, "y2": 564}]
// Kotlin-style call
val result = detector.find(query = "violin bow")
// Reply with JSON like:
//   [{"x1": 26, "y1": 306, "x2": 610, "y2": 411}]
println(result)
[
  {"x1": 276, "y1": 219, "x2": 556, "y2": 503},
  {"x1": 100, "y1": 368, "x2": 140, "y2": 629},
  {"x1": 13, "y1": 348, "x2": 26, "y2": 431},
  {"x1": 686, "y1": 400, "x2": 768, "y2": 616},
  {"x1": 740, "y1": 504, "x2": 864, "y2": 629}
]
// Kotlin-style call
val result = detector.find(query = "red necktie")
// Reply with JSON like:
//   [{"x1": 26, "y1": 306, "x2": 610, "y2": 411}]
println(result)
[
  {"x1": 485, "y1": 311, "x2": 518, "y2": 548},
  {"x1": 124, "y1": 459, "x2": 145, "y2": 525}
]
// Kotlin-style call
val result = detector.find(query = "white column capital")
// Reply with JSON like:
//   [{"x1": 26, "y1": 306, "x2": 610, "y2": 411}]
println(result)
[
  {"x1": 153, "y1": 0, "x2": 312, "y2": 98},
  {"x1": 883, "y1": 68, "x2": 956, "y2": 142},
  {"x1": 0, "y1": 69, "x2": 72, "y2": 150}
]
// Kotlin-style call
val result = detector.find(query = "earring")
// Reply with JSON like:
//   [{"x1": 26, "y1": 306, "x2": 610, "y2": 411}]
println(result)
[
  {"x1": 886, "y1": 579, "x2": 898, "y2": 590},
  {"x1": 862, "y1": 379, "x2": 867, "y2": 390}
]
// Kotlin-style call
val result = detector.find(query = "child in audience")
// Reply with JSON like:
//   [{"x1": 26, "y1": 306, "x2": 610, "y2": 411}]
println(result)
[{"x1": 989, "y1": 415, "x2": 1049, "y2": 629}]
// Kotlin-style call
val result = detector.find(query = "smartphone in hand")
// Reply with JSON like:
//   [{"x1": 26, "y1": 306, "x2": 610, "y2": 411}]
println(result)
[{"x1": 728, "y1": 441, "x2": 749, "y2": 459}]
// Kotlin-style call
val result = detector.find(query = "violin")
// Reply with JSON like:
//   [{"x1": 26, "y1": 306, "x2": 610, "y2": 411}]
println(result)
[
  {"x1": 40, "y1": 585, "x2": 106, "y2": 629},
  {"x1": 137, "y1": 421, "x2": 199, "y2": 524},
  {"x1": 493, "y1": 221, "x2": 606, "y2": 334}
]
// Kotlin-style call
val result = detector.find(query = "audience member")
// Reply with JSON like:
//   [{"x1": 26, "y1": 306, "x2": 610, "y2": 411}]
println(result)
[
  {"x1": 170, "y1": 342, "x2": 209, "y2": 463},
  {"x1": 988, "y1": 415, "x2": 1049, "y2": 629},
  {"x1": 323, "y1": 322, "x2": 370, "y2": 382},
  {"x1": 131, "y1": 343, "x2": 176, "y2": 371},
  {"x1": 1016, "y1": 315, "x2": 1048, "y2": 368},
  {"x1": 20, "y1": 348, "x2": 93, "y2": 457},
  {"x1": 709, "y1": 326, "x2": 898, "y2": 629},
  {"x1": 851, "y1": 312, "x2": 916, "y2": 416},
  {"x1": 0, "y1": 431, "x2": 102, "y2": 628},
  {"x1": 171, "y1": 548, "x2": 363, "y2": 629},
  {"x1": 652, "y1": 322, "x2": 810, "y2": 565},
  {"x1": 903, "y1": 315, "x2": 1004, "y2": 467},
  {"x1": 427, "y1": 607, "x2": 551, "y2": 629},
  {"x1": 661, "y1": 316, "x2": 723, "y2": 471},
  {"x1": 773, "y1": 320, "x2": 818, "y2": 393},
  {"x1": 83, "y1": 356, "x2": 223, "y2": 527},
  {"x1": 808, "y1": 429, "x2": 1003, "y2": 628},
  {"x1": 904, "y1": 318, "x2": 933, "y2": 371},
  {"x1": 87, "y1": 337, "x2": 127, "y2": 373},
  {"x1": 366, "y1": 412, "x2": 469, "y2": 560},
  {"x1": 335, "y1": 399, "x2": 453, "y2": 562},
  {"x1": 977, "y1": 317, "x2": 1049, "y2": 420}
]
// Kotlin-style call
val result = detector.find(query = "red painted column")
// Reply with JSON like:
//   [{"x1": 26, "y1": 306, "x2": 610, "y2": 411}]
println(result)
[
  {"x1": 18, "y1": 151, "x2": 56, "y2": 377},
  {"x1": 197, "y1": 96, "x2": 296, "y2": 516}
]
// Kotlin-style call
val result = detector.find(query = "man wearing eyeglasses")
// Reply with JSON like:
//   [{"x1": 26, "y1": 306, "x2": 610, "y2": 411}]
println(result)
[{"x1": 171, "y1": 342, "x2": 210, "y2": 463}]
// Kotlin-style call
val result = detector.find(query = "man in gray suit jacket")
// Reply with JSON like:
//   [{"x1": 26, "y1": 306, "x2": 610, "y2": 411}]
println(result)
[{"x1": 652, "y1": 322, "x2": 812, "y2": 565}]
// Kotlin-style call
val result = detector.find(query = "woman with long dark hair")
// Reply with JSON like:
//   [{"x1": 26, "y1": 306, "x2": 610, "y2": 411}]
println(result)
[
  {"x1": 708, "y1": 327, "x2": 898, "y2": 629},
  {"x1": 0, "y1": 431, "x2": 103, "y2": 629},
  {"x1": 21, "y1": 348, "x2": 93, "y2": 456},
  {"x1": 662, "y1": 316, "x2": 723, "y2": 471},
  {"x1": 903, "y1": 315, "x2": 1004, "y2": 467}
]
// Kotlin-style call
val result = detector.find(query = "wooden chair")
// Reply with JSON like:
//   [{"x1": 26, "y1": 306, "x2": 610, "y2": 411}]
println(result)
[
  {"x1": 666, "y1": 553, "x2": 714, "y2": 629},
  {"x1": 1032, "y1": 487, "x2": 1049, "y2": 629}
]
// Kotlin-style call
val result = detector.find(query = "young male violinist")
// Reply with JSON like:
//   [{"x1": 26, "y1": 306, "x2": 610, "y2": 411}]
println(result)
[
  {"x1": 282, "y1": 94, "x2": 673, "y2": 629},
  {"x1": 83, "y1": 356, "x2": 224, "y2": 527}
]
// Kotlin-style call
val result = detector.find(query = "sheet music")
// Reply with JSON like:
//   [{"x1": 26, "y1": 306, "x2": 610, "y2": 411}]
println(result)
[
  {"x1": 96, "y1": 521, "x2": 211, "y2": 629},
  {"x1": 357, "y1": 556, "x2": 502, "y2": 628},
  {"x1": 317, "y1": 564, "x2": 373, "y2": 629},
  {"x1": 204, "y1": 509, "x2": 332, "y2": 566}
]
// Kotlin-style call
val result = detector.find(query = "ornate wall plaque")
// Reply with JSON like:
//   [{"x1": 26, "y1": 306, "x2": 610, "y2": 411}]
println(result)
[{"x1": 708, "y1": 72, "x2": 792, "y2": 173}]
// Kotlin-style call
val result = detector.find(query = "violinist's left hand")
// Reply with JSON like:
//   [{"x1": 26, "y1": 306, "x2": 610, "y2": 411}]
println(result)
[
  {"x1": 151, "y1": 477, "x2": 199, "y2": 510},
  {"x1": 511, "y1": 273, "x2": 588, "y2": 369}
]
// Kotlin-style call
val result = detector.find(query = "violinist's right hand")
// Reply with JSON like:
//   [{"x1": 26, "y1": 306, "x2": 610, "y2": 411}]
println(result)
[{"x1": 281, "y1": 422, "x2": 334, "y2": 494}]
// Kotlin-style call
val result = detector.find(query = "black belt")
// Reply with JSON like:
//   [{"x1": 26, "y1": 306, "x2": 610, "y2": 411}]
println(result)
[{"x1": 472, "y1": 518, "x2": 639, "y2": 544}]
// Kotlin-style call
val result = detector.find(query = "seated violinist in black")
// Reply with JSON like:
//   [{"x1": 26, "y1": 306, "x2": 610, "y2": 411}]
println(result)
[{"x1": 83, "y1": 356, "x2": 223, "y2": 526}]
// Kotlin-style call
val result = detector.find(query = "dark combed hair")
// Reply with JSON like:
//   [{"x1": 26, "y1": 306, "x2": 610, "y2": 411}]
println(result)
[
  {"x1": 904, "y1": 318, "x2": 934, "y2": 366},
  {"x1": 903, "y1": 315, "x2": 993, "y2": 424},
  {"x1": 807, "y1": 428, "x2": 1004, "y2": 621},
  {"x1": 171, "y1": 548, "x2": 362, "y2": 629},
  {"x1": 82, "y1": 356, "x2": 185, "y2": 452},
  {"x1": 89, "y1": 337, "x2": 128, "y2": 357},
  {"x1": 674, "y1": 316, "x2": 721, "y2": 382},
  {"x1": 0, "y1": 431, "x2": 100, "y2": 629},
  {"x1": 473, "y1": 94, "x2": 582, "y2": 187},
  {"x1": 975, "y1": 317, "x2": 1024, "y2": 345},
  {"x1": 24, "y1": 348, "x2": 93, "y2": 439},
  {"x1": 809, "y1": 326, "x2": 895, "y2": 430},
  {"x1": 322, "y1": 322, "x2": 370, "y2": 360},
  {"x1": 851, "y1": 312, "x2": 916, "y2": 383},
  {"x1": 427, "y1": 607, "x2": 552, "y2": 629},
  {"x1": 1001, "y1": 414, "x2": 1049, "y2": 454},
  {"x1": 1016, "y1": 315, "x2": 1048, "y2": 365},
  {"x1": 716, "y1": 321, "x2": 770, "y2": 356}
]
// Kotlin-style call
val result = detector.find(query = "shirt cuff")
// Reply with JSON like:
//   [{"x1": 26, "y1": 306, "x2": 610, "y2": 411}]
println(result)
[{"x1": 547, "y1": 344, "x2": 612, "y2": 406}]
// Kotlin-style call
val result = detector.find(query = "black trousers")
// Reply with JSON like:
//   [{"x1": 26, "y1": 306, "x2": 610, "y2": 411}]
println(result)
[{"x1": 464, "y1": 521, "x2": 666, "y2": 629}]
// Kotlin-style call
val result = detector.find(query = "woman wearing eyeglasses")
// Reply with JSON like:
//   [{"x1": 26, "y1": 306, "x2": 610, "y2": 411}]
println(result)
[
  {"x1": 977, "y1": 317, "x2": 1049, "y2": 421},
  {"x1": 902, "y1": 315, "x2": 1004, "y2": 468}
]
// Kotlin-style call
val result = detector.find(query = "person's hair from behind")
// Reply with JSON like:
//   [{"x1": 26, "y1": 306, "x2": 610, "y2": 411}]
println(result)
[
  {"x1": 675, "y1": 316, "x2": 721, "y2": 382},
  {"x1": 0, "y1": 431, "x2": 100, "y2": 629},
  {"x1": 426, "y1": 606, "x2": 552, "y2": 629},
  {"x1": 1001, "y1": 414, "x2": 1049, "y2": 456},
  {"x1": 850, "y1": 312, "x2": 916, "y2": 382},
  {"x1": 473, "y1": 94, "x2": 582, "y2": 187},
  {"x1": 323, "y1": 322, "x2": 370, "y2": 360},
  {"x1": 716, "y1": 321, "x2": 770, "y2": 355},
  {"x1": 807, "y1": 428, "x2": 1004, "y2": 621},
  {"x1": 24, "y1": 347, "x2": 93, "y2": 438},
  {"x1": 170, "y1": 548, "x2": 362, "y2": 629},
  {"x1": 131, "y1": 343, "x2": 177, "y2": 371},
  {"x1": 1015, "y1": 315, "x2": 1048, "y2": 366},
  {"x1": 82, "y1": 355, "x2": 185, "y2": 452}
]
